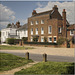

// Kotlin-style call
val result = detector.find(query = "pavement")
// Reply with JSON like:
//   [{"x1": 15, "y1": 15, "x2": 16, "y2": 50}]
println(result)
[{"x1": 0, "y1": 46, "x2": 74, "y2": 62}]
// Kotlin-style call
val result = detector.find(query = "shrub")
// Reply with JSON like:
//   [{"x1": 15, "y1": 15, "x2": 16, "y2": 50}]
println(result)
[
  {"x1": 22, "y1": 37, "x2": 28, "y2": 42},
  {"x1": 33, "y1": 37, "x2": 38, "y2": 42},
  {"x1": 6, "y1": 38, "x2": 15, "y2": 44},
  {"x1": 57, "y1": 37, "x2": 67, "y2": 45},
  {"x1": 72, "y1": 36, "x2": 75, "y2": 44},
  {"x1": 44, "y1": 37, "x2": 47, "y2": 42}
]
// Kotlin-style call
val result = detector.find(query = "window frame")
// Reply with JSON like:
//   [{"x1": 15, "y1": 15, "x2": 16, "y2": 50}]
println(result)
[
  {"x1": 36, "y1": 28, "x2": 38, "y2": 35},
  {"x1": 58, "y1": 27, "x2": 61, "y2": 33},
  {"x1": 70, "y1": 30, "x2": 74, "y2": 36},
  {"x1": 31, "y1": 28, "x2": 33, "y2": 35},
  {"x1": 48, "y1": 37, "x2": 52, "y2": 43},
  {"x1": 53, "y1": 36, "x2": 57, "y2": 43},
  {"x1": 48, "y1": 26, "x2": 52, "y2": 34},
  {"x1": 31, "y1": 21, "x2": 33, "y2": 25},
  {"x1": 36, "y1": 21, "x2": 38, "y2": 25},
  {"x1": 41, "y1": 27, "x2": 44, "y2": 34},
  {"x1": 41, "y1": 20, "x2": 44, "y2": 24}
]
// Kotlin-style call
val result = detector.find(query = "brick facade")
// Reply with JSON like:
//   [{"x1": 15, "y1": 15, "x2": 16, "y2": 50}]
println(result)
[{"x1": 28, "y1": 5, "x2": 75, "y2": 43}]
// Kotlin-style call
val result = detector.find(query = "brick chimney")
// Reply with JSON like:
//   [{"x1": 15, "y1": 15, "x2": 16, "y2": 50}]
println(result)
[
  {"x1": 32, "y1": 10, "x2": 37, "y2": 16},
  {"x1": 53, "y1": 5, "x2": 58, "y2": 11},
  {"x1": 62, "y1": 9, "x2": 67, "y2": 38},
  {"x1": 16, "y1": 21, "x2": 20, "y2": 28}
]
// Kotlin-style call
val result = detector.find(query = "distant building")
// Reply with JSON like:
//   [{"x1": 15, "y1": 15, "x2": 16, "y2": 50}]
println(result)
[
  {"x1": 28, "y1": 5, "x2": 75, "y2": 42},
  {"x1": 1, "y1": 21, "x2": 20, "y2": 43},
  {"x1": 17, "y1": 24, "x2": 28, "y2": 39}
]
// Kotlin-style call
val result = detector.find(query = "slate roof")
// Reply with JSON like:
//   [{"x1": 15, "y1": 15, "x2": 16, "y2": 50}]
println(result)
[
  {"x1": 32, "y1": 10, "x2": 53, "y2": 17},
  {"x1": 17, "y1": 23, "x2": 28, "y2": 31}
]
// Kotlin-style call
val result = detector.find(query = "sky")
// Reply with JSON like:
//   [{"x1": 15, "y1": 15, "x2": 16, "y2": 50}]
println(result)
[{"x1": 0, "y1": 1, "x2": 74, "y2": 30}]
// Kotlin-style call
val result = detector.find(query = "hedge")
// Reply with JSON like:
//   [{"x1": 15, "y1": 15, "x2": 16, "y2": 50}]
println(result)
[
  {"x1": 6, "y1": 38, "x2": 21, "y2": 44},
  {"x1": 24, "y1": 42, "x2": 57, "y2": 45}
]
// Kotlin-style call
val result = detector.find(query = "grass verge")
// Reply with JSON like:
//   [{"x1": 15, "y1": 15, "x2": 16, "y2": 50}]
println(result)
[
  {"x1": 0, "y1": 53, "x2": 33, "y2": 72},
  {"x1": 0, "y1": 45, "x2": 34, "y2": 50},
  {"x1": 15, "y1": 61, "x2": 74, "y2": 74}
]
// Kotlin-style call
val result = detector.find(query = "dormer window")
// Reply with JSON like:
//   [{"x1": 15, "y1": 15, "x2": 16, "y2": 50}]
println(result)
[
  {"x1": 41, "y1": 20, "x2": 44, "y2": 24},
  {"x1": 31, "y1": 21, "x2": 33, "y2": 25},
  {"x1": 36, "y1": 21, "x2": 38, "y2": 25}
]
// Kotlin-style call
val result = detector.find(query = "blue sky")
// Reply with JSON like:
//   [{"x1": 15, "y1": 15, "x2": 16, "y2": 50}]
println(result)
[{"x1": 0, "y1": 1, "x2": 74, "y2": 30}]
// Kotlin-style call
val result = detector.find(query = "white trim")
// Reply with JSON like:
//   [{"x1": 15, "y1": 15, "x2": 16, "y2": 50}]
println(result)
[
  {"x1": 36, "y1": 21, "x2": 38, "y2": 25},
  {"x1": 70, "y1": 30, "x2": 74, "y2": 36},
  {"x1": 48, "y1": 37, "x2": 52, "y2": 43},
  {"x1": 53, "y1": 37, "x2": 57, "y2": 43},
  {"x1": 31, "y1": 21, "x2": 33, "y2": 25},
  {"x1": 41, "y1": 27, "x2": 44, "y2": 34},
  {"x1": 48, "y1": 26, "x2": 52, "y2": 34},
  {"x1": 41, "y1": 20, "x2": 44, "y2": 24},
  {"x1": 41, "y1": 37, "x2": 44, "y2": 42},
  {"x1": 35, "y1": 28, "x2": 38, "y2": 35}
]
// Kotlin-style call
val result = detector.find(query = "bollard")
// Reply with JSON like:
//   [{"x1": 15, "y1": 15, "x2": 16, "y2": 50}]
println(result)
[
  {"x1": 22, "y1": 41, "x2": 24, "y2": 46},
  {"x1": 25, "y1": 52, "x2": 29, "y2": 60},
  {"x1": 43, "y1": 53, "x2": 47, "y2": 62}
]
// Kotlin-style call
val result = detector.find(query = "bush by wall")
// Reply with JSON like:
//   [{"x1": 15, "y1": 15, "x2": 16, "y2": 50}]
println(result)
[
  {"x1": 24, "y1": 42, "x2": 57, "y2": 45},
  {"x1": 6, "y1": 38, "x2": 21, "y2": 44},
  {"x1": 6, "y1": 38, "x2": 15, "y2": 44},
  {"x1": 22, "y1": 37, "x2": 28, "y2": 42},
  {"x1": 57, "y1": 37, "x2": 67, "y2": 45}
]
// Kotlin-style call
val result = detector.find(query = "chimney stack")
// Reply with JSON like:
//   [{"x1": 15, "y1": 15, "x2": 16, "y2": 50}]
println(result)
[
  {"x1": 16, "y1": 21, "x2": 20, "y2": 28},
  {"x1": 53, "y1": 5, "x2": 58, "y2": 11},
  {"x1": 62, "y1": 9, "x2": 67, "y2": 38},
  {"x1": 32, "y1": 10, "x2": 37, "y2": 16}
]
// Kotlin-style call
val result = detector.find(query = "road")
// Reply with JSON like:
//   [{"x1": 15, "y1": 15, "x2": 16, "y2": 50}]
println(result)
[{"x1": 0, "y1": 51, "x2": 74, "y2": 62}]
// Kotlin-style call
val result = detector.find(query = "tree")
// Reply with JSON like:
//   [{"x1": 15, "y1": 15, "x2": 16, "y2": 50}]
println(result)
[
  {"x1": 44, "y1": 37, "x2": 47, "y2": 42},
  {"x1": 7, "y1": 23, "x2": 11, "y2": 28},
  {"x1": 22, "y1": 37, "x2": 28, "y2": 42},
  {"x1": 33, "y1": 37, "x2": 38, "y2": 42},
  {"x1": 72, "y1": 36, "x2": 75, "y2": 44},
  {"x1": 0, "y1": 31, "x2": 1, "y2": 37},
  {"x1": 57, "y1": 37, "x2": 67, "y2": 45}
]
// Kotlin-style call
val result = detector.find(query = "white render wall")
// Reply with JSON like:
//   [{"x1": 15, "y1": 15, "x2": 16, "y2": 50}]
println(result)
[
  {"x1": 17, "y1": 29, "x2": 28, "y2": 39},
  {"x1": 1, "y1": 28, "x2": 17, "y2": 43}
]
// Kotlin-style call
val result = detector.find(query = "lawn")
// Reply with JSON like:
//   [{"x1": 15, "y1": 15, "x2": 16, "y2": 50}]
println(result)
[
  {"x1": 15, "y1": 61, "x2": 74, "y2": 74},
  {"x1": 0, "y1": 53, "x2": 33, "y2": 72},
  {"x1": 0, "y1": 45, "x2": 34, "y2": 50}
]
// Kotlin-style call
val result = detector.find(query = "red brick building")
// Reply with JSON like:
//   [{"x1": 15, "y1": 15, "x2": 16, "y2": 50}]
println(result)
[{"x1": 28, "y1": 5, "x2": 74, "y2": 43}]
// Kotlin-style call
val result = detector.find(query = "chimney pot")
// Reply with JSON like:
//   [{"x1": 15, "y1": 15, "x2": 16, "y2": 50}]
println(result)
[{"x1": 63, "y1": 9, "x2": 66, "y2": 12}]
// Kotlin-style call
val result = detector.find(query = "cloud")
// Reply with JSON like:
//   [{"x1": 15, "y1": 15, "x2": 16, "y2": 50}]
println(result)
[
  {"x1": 0, "y1": 4, "x2": 15, "y2": 30},
  {"x1": 36, "y1": 2, "x2": 43, "y2": 7},
  {"x1": 35, "y1": 2, "x2": 74, "y2": 24},
  {"x1": 19, "y1": 19, "x2": 27, "y2": 25}
]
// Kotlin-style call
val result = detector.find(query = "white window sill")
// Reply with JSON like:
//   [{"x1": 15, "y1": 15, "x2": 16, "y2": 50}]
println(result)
[{"x1": 48, "y1": 33, "x2": 52, "y2": 34}]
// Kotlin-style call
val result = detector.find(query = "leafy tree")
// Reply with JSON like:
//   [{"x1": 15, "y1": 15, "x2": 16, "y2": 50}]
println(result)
[
  {"x1": 44, "y1": 37, "x2": 47, "y2": 42},
  {"x1": 22, "y1": 37, "x2": 28, "y2": 42},
  {"x1": 0, "y1": 31, "x2": 1, "y2": 37},
  {"x1": 72, "y1": 36, "x2": 75, "y2": 44},
  {"x1": 7, "y1": 23, "x2": 11, "y2": 28},
  {"x1": 57, "y1": 37, "x2": 67, "y2": 45},
  {"x1": 33, "y1": 37, "x2": 38, "y2": 42}
]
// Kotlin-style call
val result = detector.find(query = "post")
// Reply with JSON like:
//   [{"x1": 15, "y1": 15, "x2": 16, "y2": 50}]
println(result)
[
  {"x1": 19, "y1": 41, "x2": 22, "y2": 46},
  {"x1": 43, "y1": 53, "x2": 47, "y2": 62},
  {"x1": 22, "y1": 41, "x2": 24, "y2": 46},
  {"x1": 25, "y1": 52, "x2": 29, "y2": 60}
]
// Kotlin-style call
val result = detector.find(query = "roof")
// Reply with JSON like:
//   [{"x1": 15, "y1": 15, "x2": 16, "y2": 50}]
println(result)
[
  {"x1": 67, "y1": 24, "x2": 75, "y2": 30},
  {"x1": 17, "y1": 23, "x2": 28, "y2": 31},
  {"x1": 32, "y1": 10, "x2": 53, "y2": 17}
]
